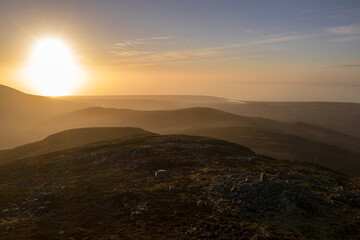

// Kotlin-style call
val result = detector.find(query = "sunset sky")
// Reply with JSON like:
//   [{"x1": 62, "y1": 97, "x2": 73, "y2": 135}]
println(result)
[{"x1": 0, "y1": 0, "x2": 360, "y2": 101}]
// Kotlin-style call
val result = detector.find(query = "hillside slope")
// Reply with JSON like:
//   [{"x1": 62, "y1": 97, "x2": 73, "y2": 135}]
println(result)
[
  {"x1": 212, "y1": 101, "x2": 360, "y2": 138},
  {"x1": 0, "y1": 135, "x2": 358, "y2": 239},
  {"x1": 40, "y1": 107, "x2": 360, "y2": 154},
  {"x1": 183, "y1": 126, "x2": 360, "y2": 176},
  {"x1": 0, "y1": 127, "x2": 154, "y2": 162},
  {"x1": 0, "y1": 85, "x2": 87, "y2": 149},
  {"x1": 59, "y1": 95, "x2": 360, "y2": 137}
]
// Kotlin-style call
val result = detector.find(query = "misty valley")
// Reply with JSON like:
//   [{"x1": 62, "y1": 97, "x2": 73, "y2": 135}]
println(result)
[{"x1": 0, "y1": 85, "x2": 359, "y2": 239}]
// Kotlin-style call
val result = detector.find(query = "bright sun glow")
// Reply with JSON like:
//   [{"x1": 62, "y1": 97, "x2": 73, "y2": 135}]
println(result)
[{"x1": 22, "y1": 38, "x2": 85, "y2": 96}]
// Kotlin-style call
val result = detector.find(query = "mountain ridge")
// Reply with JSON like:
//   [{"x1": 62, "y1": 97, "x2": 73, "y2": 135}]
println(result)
[{"x1": 41, "y1": 106, "x2": 360, "y2": 153}]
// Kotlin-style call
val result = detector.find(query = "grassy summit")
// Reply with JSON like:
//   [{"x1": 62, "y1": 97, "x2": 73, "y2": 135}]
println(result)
[{"x1": 0, "y1": 135, "x2": 359, "y2": 239}]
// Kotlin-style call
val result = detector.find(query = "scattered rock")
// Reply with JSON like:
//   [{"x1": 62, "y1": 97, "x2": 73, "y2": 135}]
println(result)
[
  {"x1": 155, "y1": 170, "x2": 169, "y2": 179},
  {"x1": 197, "y1": 200, "x2": 205, "y2": 207},
  {"x1": 0, "y1": 135, "x2": 358, "y2": 239},
  {"x1": 260, "y1": 172, "x2": 267, "y2": 182}
]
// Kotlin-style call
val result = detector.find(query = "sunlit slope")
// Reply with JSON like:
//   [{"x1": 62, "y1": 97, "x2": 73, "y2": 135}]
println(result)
[
  {"x1": 0, "y1": 127, "x2": 154, "y2": 162},
  {"x1": 0, "y1": 85, "x2": 87, "y2": 149}
]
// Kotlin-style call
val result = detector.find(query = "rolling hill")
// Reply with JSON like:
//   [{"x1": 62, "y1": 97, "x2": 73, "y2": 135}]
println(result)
[
  {"x1": 33, "y1": 107, "x2": 359, "y2": 176},
  {"x1": 183, "y1": 126, "x2": 360, "y2": 176},
  {"x1": 212, "y1": 101, "x2": 360, "y2": 138},
  {"x1": 1, "y1": 85, "x2": 359, "y2": 177},
  {"x1": 59, "y1": 95, "x2": 360, "y2": 138},
  {"x1": 0, "y1": 127, "x2": 155, "y2": 162},
  {"x1": 40, "y1": 107, "x2": 360, "y2": 154}
]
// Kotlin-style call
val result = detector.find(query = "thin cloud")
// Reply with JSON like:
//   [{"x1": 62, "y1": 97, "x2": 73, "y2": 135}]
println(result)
[
  {"x1": 205, "y1": 35, "x2": 309, "y2": 51},
  {"x1": 219, "y1": 55, "x2": 264, "y2": 61},
  {"x1": 325, "y1": 62, "x2": 360, "y2": 68},
  {"x1": 335, "y1": 63, "x2": 360, "y2": 68},
  {"x1": 301, "y1": 7, "x2": 360, "y2": 20},
  {"x1": 109, "y1": 34, "x2": 312, "y2": 67},
  {"x1": 112, "y1": 48, "x2": 240, "y2": 66},
  {"x1": 111, "y1": 49, "x2": 262, "y2": 68},
  {"x1": 332, "y1": 35, "x2": 360, "y2": 42},
  {"x1": 328, "y1": 25, "x2": 360, "y2": 42},
  {"x1": 111, "y1": 36, "x2": 170, "y2": 58},
  {"x1": 110, "y1": 50, "x2": 154, "y2": 57},
  {"x1": 329, "y1": 24, "x2": 360, "y2": 35},
  {"x1": 114, "y1": 36, "x2": 170, "y2": 48}
]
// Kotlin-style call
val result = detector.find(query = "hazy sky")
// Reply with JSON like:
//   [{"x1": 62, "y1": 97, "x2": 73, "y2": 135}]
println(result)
[{"x1": 0, "y1": 0, "x2": 360, "y2": 101}]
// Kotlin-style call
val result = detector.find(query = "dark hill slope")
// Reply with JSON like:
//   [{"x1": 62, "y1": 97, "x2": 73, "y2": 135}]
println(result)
[
  {"x1": 0, "y1": 127, "x2": 154, "y2": 162},
  {"x1": 0, "y1": 135, "x2": 358, "y2": 239},
  {"x1": 213, "y1": 101, "x2": 360, "y2": 138},
  {"x1": 183, "y1": 126, "x2": 360, "y2": 176}
]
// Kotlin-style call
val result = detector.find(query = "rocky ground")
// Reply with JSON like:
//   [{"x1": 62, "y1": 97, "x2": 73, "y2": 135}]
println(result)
[{"x1": 0, "y1": 135, "x2": 359, "y2": 239}]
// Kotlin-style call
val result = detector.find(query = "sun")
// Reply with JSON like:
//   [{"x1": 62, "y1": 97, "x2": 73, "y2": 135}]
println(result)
[{"x1": 22, "y1": 38, "x2": 85, "y2": 96}]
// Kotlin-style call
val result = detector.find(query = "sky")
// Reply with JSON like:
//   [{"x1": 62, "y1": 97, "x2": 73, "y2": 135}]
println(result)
[{"x1": 0, "y1": 0, "x2": 360, "y2": 101}]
